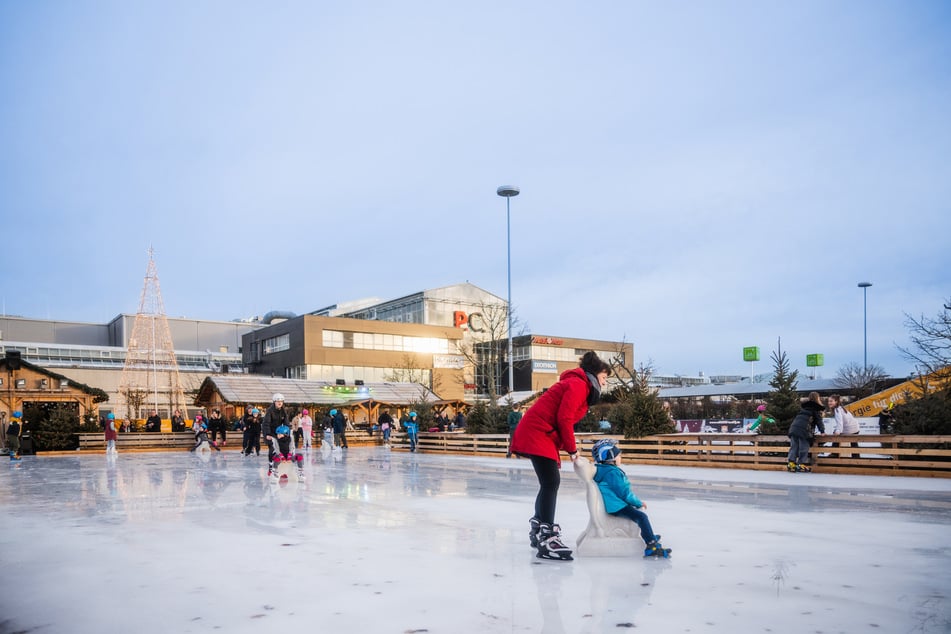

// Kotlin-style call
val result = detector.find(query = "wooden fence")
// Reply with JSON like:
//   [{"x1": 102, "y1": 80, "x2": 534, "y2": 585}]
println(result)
[
  {"x1": 391, "y1": 432, "x2": 951, "y2": 478},
  {"x1": 71, "y1": 430, "x2": 951, "y2": 477},
  {"x1": 76, "y1": 429, "x2": 382, "y2": 452}
]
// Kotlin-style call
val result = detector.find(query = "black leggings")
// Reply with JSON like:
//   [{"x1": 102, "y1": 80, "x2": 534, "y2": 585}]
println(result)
[{"x1": 529, "y1": 455, "x2": 561, "y2": 524}]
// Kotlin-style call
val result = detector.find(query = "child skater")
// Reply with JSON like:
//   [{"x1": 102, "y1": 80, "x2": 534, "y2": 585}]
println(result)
[
  {"x1": 269, "y1": 424, "x2": 305, "y2": 482},
  {"x1": 747, "y1": 404, "x2": 774, "y2": 433},
  {"x1": 591, "y1": 439, "x2": 670, "y2": 558},
  {"x1": 104, "y1": 412, "x2": 118, "y2": 454}
]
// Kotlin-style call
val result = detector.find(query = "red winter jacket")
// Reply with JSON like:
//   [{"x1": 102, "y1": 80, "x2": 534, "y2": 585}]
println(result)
[{"x1": 510, "y1": 367, "x2": 591, "y2": 462}]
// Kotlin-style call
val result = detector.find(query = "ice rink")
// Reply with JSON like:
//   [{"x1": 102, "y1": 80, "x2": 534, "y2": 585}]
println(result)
[{"x1": 1, "y1": 446, "x2": 949, "y2": 633}]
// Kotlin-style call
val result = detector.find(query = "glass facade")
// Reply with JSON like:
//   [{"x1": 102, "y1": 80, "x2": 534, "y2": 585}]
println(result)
[
  {"x1": 301, "y1": 364, "x2": 431, "y2": 385},
  {"x1": 263, "y1": 334, "x2": 290, "y2": 354},
  {"x1": 322, "y1": 330, "x2": 450, "y2": 354}
]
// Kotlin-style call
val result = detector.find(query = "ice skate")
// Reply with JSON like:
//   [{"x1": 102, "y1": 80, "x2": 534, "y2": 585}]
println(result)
[
  {"x1": 529, "y1": 517, "x2": 541, "y2": 548},
  {"x1": 297, "y1": 470, "x2": 306, "y2": 482},
  {"x1": 795, "y1": 463, "x2": 812, "y2": 472},
  {"x1": 644, "y1": 539, "x2": 671, "y2": 558},
  {"x1": 786, "y1": 461, "x2": 797, "y2": 472},
  {"x1": 536, "y1": 523, "x2": 573, "y2": 561},
  {"x1": 268, "y1": 466, "x2": 279, "y2": 483}
]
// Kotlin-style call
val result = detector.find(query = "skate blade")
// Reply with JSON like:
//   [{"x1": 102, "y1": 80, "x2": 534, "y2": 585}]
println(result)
[{"x1": 536, "y1": 551, "x2": 573, "y2": 561}]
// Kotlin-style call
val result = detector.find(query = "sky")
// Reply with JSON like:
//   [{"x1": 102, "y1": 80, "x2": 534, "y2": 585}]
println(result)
[{"x1": 1, "y1": 1, "x2": 949, "y2": 380}]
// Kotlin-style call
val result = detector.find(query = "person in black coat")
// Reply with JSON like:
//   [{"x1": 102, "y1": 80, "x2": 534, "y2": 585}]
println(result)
[
  {"x1": 787, "y1": 392, "x2": 825, "y2": 472},
  {"x1": 145, "y1": 409, "x2": 162, "y2": 433}
]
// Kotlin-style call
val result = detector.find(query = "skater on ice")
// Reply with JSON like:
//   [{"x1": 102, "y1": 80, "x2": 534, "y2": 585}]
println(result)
[
  {"x1": 509, "y1": 351, "x2": 612, "y2": 561},
  {"x1": 378, "y1": 409, "x2": 394, "y2": 448},
  {"x1": 104, "y1": 412, "x2": 118, "y2": 454},
  {"x1": 189, "y1": 416, "x2": 219, "y2": 453},
  {"x1": 7, "y1": 411, "x2": 23, "y2": 460},
  {"x1": 787, "y1": 391, "x2": 825, "y2": 472},
  {"x1": 243, "y1": 406, "x2": 262, "y2": 456},
  {"x1": 591, "y1": 439, "x2": 670, "y2": 558},
  {"x1": 403, "y1": 411, "x2": 419, "y2": 452},
  {"x1": 268, "y1": 423, "x2": 305, "y2": 482},
  {"x1": 747, "y1": 404, "x2": 774, "y2": 433},
  {"x1": 299, "y1": 409, "x2": 313, "y2": 450}
]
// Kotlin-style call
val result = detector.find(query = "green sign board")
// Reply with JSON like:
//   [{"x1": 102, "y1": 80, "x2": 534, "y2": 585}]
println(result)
[
  {"x1": 806, "y1": 353, "x2": 824, "y2": 367},
  {"x1": 743, "y1": 346, "x2": 760, "y2": 362}
]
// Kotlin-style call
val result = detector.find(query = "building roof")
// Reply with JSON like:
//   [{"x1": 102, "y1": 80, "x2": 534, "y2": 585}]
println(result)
[
  {"x1": 657, "y1": 378, "x2": 844, "y2": 399},
  {"x1": 195, "y1": 375, "x2": 442, "y2": 408}
]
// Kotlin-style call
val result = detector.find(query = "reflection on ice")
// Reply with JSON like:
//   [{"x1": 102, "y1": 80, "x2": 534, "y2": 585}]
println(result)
[{"x1": 0, "y1": 448, "x2": 948, "y2": 633}]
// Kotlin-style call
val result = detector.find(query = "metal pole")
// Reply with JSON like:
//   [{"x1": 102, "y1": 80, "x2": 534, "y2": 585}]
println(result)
[
  {"x1": 858, "y1": 282, "x2": 872, "y2": 372},
  {"x1": 506, "y1": 196, "x2": 513, "y2": 394},
  {"x1": 497, "y1": 186, "x2": 519, "y2": 395}
]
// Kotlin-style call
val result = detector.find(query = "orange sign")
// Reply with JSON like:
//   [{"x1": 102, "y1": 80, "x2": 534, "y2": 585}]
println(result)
[{"x1": 531, "y1": 336, "x2": 563, "y2": 346}]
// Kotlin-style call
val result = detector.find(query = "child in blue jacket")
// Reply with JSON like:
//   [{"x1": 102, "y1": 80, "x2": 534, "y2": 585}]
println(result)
[{"x1": 591, "y1": 439, "x2": 670, "y2": 557}]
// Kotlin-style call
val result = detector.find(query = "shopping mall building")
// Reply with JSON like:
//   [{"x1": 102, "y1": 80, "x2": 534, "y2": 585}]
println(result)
[{"x1": 0, "y1": 283, "x2": 631, "y2": 413}]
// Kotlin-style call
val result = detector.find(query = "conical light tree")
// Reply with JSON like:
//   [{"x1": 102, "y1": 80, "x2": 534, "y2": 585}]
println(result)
[{"x1": 117, "y1": 247, "x2": 187, "y2": 423}]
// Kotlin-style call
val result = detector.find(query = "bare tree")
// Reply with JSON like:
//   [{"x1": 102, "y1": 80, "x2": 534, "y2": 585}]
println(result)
[
  {"x1": 384, "y1": 353, "x2": 428, "y2": 384},
  {"x1": 833, "y1": 362, "x2": 889, "y2": 398},
  {"x1": 897, "y1": 298, "x2": 951, "y2": 382},
  {"x1": 120, "y1": 386, "x2": 147, "y2": 422}
]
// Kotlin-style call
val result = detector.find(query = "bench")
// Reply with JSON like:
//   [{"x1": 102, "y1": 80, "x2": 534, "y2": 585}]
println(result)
[
  {"x1": 77, "y1": 432, "x2": 224, "y2": 452},
  {"x1": 572, "y1": 457, "x2": 642, "y2": 557}
]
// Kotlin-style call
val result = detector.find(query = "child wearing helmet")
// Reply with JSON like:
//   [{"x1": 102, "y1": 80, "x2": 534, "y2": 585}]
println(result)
[
  {"x1": 104, "y1": 412, "x2": 118, "y2": 455},
  {"x1": 331, "y1": 409, "x2": 349, "y2": 449},
  {"x1": 269, "y1": 423, "x2": 305, "y2": 482},
  {"x1": 189, "y1": 413, "x2": 220, "y2": 453},
  {"x1": 403, "y1": 411, "x2": 419, "y2": 452},
  {"x1": 591, "y1": 439, "x2": 670, "y2": 558},
  {"x1": 242, "y1": 405, "x2": 262, "y2": 456},
  {"x1": 7, "y1": 411, "x2": 23, "y2": 460},
  {"x1": 748, "y1": 404, "x2": 774, "y2": 434}
]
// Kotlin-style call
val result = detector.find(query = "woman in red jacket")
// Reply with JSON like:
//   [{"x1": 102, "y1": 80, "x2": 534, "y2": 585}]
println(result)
[{"x1": 510, "y1": 351, "x2": 611, "y2": 560}]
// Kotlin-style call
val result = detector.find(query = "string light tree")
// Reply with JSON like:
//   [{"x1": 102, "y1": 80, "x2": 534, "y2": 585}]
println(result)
[{"x1": 117, "y1": 247, "x2": 188, "y2": 429}]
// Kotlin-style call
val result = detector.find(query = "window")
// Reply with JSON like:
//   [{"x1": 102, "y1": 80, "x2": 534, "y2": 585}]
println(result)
[{"x1": 263, "y1": 334, "x2": 290, "y2": 354}]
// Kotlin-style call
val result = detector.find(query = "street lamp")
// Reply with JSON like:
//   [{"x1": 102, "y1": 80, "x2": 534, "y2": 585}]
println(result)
[
  {"x1": 497, "y1": 185, "x2": 519, "y2": 395},
  {"x1": 858, "y1": 282, "x2": 872, "y2": 371}
]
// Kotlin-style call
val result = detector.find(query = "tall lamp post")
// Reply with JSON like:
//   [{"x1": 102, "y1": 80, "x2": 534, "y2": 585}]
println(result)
[
  {"x1": 858, "y1": 282, "x2": 872, "y2": 371},
  {"x1": 497, "y1": 185, "x2": 519, "y2": 395}
]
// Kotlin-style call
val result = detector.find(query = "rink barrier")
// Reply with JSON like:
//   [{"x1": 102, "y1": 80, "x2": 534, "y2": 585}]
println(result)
[
  {"x1": 75, "y1": 430, "x2": 382, "y2": 452},
  {"x1": 389, "y1": 432, "x2": 951, "y2": 478}
]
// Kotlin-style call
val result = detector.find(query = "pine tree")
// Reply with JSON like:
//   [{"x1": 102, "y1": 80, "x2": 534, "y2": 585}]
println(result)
[
  {"x1": 762, "y1": 340, "x2": 799, "y2": 434},
  {"x1": 610, "y1": 362, "x2": 677, "y2": 438}
]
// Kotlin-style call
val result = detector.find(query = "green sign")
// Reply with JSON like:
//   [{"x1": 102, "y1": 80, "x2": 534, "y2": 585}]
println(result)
[
  {"x1": 806, "y1": 353, "x2": 824, "y2": 367},
  {"x1": 743, "y1": 346, "x2": 760, "y2": 362}
]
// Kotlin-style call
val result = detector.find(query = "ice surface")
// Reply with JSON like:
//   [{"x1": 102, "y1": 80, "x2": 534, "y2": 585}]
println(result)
[{"x1": 1, "y1": 447, "x2": 949, "y2": 633}]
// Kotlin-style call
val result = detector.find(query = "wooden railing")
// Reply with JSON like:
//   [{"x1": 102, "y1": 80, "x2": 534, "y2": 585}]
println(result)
[
  {"x1": 71, "y1": 430, "x2": 951, "y2": 477},
  {"x1": 391, "y1": 432, "x2": 951, "y2": 478},
  {"x1": 76, "y1": 429, "x2": 383, "y2": 451}
]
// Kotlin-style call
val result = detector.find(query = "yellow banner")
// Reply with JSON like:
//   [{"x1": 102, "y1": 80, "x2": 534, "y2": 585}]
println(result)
[{"x1": 845, "y1": 370, "x2": 949, "y2": 417}]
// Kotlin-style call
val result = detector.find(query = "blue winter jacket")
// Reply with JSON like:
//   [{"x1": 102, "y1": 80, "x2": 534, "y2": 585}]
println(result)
[{"x1": 594, "y1": 463, "x2": 644, "y2": 513}]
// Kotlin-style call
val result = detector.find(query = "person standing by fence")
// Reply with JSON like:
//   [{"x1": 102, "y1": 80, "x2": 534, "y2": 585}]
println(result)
[
  {"x1": 828, "y1": 394, "x2": 859, "y2": 458},
  {"x1": 787, "y1": 392, "x2": 825, "y2": 472}
]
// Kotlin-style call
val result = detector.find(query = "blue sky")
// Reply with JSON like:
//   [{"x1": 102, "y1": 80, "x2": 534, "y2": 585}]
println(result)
[{"x1": 1, "y1": 1, "x2": 949, "y2": 380}]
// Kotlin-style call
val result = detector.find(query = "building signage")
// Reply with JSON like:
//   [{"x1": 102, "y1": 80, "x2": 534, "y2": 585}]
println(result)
[
  {"x1": 532, "y1": 360, "x2": 558, "y2": 374},
  {"x1": 433, "y1": 354, "x2": 465, "y2": 370},
  {"x1": 742, "y1": 346, "x2": 760, "y2": 362},
  {"x1": 806, "y1": 353, "x2": 824, "y2": 367},
  {"x1": 453, "y1": 311, "x2": 486, "y2": 333},
  {"x1": 531, "y1": 336, "x2": 564, "y2": 346}
]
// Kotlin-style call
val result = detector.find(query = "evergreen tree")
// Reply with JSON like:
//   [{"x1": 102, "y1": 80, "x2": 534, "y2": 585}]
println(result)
[
  {"x1": 609, "y1": 361, "x2": 676, "y2": 438},
  {"x1": 761, "y1": 342, "x2": 800, "y2": 435}
]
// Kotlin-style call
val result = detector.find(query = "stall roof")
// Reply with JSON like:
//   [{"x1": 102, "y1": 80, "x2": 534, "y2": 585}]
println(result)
[{"x1": 195, "y1": 375, "x2": 441, "y2": 407}]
